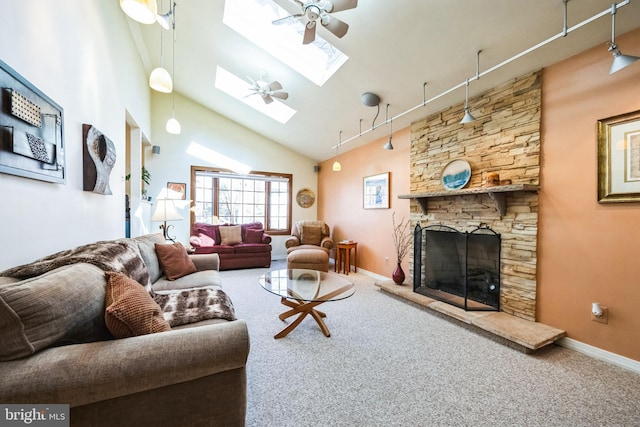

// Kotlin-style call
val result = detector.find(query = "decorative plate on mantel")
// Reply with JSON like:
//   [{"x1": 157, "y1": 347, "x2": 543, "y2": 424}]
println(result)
[{"x1": 441, "y1": 159, "x2": 471, "y2": 190}]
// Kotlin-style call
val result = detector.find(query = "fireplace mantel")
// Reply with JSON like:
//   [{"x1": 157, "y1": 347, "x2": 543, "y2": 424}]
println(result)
[{"x1": 398, "y1": 184, "x2": 539, "y2": 216}]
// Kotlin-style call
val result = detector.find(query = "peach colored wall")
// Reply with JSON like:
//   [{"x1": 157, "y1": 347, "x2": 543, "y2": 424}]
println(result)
[
  {"x1": 318, "y1": 127, "x2": 411, "y2": 279},
  {"x1": 539, "y1": 28, "x2": 640, "y2": 361}
]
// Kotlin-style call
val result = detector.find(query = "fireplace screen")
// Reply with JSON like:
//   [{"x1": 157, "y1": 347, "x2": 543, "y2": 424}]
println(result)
[{"x1": 413, "y1": 224, "x2": 500, "y2": 311}]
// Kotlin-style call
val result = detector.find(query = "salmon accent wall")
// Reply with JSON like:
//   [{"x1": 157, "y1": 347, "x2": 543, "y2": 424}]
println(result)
[
  {"x1": 538, "y1": 28, "x2": 640, "y2": 361},
  {"x1": 318, "y1": 127, "x2": 411, "y2": 279}
]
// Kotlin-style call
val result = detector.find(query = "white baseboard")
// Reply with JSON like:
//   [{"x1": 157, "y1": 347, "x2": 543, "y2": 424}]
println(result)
[{"x1": 557, "y1": 337, "x2": 640, "y2": 374}]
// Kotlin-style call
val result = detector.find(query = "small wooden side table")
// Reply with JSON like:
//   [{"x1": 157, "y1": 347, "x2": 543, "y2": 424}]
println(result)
[{"x1": 335, "y1": 241, "x2": 358, "y2": 275}]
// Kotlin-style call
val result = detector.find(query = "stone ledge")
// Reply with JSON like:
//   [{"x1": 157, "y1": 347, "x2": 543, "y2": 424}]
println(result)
[{"x1": 375, "y1": 280, "x2": 565, "y2": 352}]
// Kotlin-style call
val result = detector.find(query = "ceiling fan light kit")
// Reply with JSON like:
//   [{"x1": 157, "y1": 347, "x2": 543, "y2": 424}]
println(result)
[{"x1": 274, "y1": 0, "x2": 358, "y2": 45}]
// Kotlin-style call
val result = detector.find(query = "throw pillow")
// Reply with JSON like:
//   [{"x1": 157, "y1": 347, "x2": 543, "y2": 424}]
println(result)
[
  {"x1": 104, "y1": 271, "x2": 171, "y2": 339},
  {"x1": 301, "y1": 225, "x2": 323, "y2": 245},
  {"x1": 154, "y1": 242, "x2": 197, "y2": 280},
  {"x1": 245, "y1": 228, "x2": 264, "y2": 244},
  {"x1": 219, "y1": 225, "x2": 242, "y2": 246}
]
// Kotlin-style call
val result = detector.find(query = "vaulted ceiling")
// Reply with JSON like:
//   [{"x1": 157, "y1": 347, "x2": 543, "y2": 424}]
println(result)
[{"x1": 127, "y1": 0, "x2": 640, "y2": 162}]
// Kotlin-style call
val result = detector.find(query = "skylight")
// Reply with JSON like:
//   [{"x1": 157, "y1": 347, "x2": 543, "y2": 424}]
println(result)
[
  {"x1": 215, "y1": 66, "x2": 296, "y2": 124},
  {"x1": 222, "y1": 0, "x2": 348, "y2": 86}
]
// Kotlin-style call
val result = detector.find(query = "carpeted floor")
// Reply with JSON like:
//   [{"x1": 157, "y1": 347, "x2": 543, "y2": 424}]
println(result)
[{"x1": 220, "y1": 261, "x2": 640, "y2": 427}]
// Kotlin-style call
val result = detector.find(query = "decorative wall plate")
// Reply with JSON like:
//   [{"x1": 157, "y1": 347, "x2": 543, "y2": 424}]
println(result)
[
  {"x1": 296, "y1": 188, "x2": 315, "y2": 208},
  {"x1": 441, "y1": 159, "x2": 471, "y2": 190}
]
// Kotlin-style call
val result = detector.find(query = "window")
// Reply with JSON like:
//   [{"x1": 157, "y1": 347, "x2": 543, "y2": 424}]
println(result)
[{"x1": 191, "y1": 166, "x2": 292, "y2": 235}]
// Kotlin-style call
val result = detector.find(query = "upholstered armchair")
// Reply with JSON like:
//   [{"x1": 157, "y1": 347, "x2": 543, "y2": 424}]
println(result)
[{"x1": 285, "y1": 220, "x2": 334, "y2": 254}]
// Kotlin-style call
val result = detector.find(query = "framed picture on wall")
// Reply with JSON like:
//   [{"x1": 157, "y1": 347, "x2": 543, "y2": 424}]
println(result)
[
  {"x1": 597, "y1": 110, "x2": 640, "y2": 203},
  {"x1": 167, "y1": 182, "x2": 186, "y2": 200},
  {"x1": 363, "y1": 172, "x2": 390, "y2": 209}
]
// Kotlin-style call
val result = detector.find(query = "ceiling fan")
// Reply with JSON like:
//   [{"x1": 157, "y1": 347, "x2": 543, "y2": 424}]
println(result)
[
  {"x1": 272, "y1": 0, "x2": 358, "y2": 45},
  {"x1": 246, "y1": 76, "x2": 289, "y2": 104}
]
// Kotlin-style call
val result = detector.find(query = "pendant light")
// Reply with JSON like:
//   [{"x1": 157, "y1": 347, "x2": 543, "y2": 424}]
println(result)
[
  {"x1": 166, "y1": 2, "x2": 181, "y2": 134},
  {"x1": 608, "y1": 3, "x2": 639, "y2": 74},
  {"x1": 383, "y1": 104, "x2": 394, "y2": 150},
  {"x1": 120, "y1": 0, "x2": 158, "y2": 24},
  {"x1": 149, "y1": 0, "x2": 172, "y2": 93},
  {"x1": 460, "y1": 78, "x2": 476, "y2": 124},
  {"x1": 332, "y1": 131, "x2": 342, "y2": 172}
]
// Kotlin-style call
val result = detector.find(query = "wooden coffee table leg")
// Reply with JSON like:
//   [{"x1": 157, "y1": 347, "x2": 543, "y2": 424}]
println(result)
[{"x1": 275, "y1": 298, "x2": 329, "y2": 338}]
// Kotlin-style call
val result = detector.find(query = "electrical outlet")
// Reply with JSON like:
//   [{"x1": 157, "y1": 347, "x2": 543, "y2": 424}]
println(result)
[{"x1": 591, "y1": 306, "x2": 608, "y2": 324}]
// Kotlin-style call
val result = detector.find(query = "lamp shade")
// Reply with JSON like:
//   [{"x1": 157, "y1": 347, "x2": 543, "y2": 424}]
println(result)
[
  {"x1": 610, "y1": 49, "x2": 640, "y2": 74},
  {"x1": 166, "y1": 117, "x2": 181, "y2": 134},
  {"x1": 120, "y1": 0, "x2": 158, "y2": 24},
  {"x1": 460, "y1": 108, "x2": 476, "y2": 124},
  {"x1": 383, "y1": 136, "x2": 394, "y2": 150},
  {"x1": 149, "y1": 67, "x2": 173, "y2": 93},
  {"x1": 151, "y1": 199, "x2": 183, "y2": 222},
  {"x1": 332, "y1": 161, "x2": 341, "y2": 172}
]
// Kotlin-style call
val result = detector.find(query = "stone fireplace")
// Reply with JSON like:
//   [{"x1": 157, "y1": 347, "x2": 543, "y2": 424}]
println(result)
[{"x1": 402, "y1": 71, "x2": 541, "y2": 321}]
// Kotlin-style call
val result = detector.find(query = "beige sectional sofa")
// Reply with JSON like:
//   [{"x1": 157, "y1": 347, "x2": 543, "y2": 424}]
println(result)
[{"x1": 0, "y1": 234, "x2": 249, "y2": 427}]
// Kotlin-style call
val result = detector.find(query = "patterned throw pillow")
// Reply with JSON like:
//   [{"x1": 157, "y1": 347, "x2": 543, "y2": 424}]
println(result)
[
  {"x1": 154, "y1": 242, "x2": 197, "y2": 280},
  {"x1": 219, "y1": 225, "x2": 242, "y2": 246},
  {"x1": 104, "y1": 271, "x2": 171, "y2": 338},
  {"x1": 301, "y1": 225, "x2": 323, "y2": 245}
]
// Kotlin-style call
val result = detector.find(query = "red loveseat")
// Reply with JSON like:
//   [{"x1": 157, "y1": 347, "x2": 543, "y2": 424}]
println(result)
[{"x1": 190, "y1": 222, "x2": 272, "y2": 270}]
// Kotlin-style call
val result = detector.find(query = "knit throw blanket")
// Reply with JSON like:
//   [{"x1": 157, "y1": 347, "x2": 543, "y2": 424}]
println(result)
[{"x1": 0, "y1": 240, "x2": 149, "y2": 285}]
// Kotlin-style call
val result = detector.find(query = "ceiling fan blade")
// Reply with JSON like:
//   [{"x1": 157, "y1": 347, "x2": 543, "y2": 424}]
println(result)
[
  {"x1": 303, "y1": 21, "x2": 316, "y2": 44},
  {"x1": 271, "y1": 91, "x2": 289, "y2": 100},
  {"x1": 268, "y1": 81, "x2": 283, "y2": 91},
  {"x1": 262, "y1": 94, "x2": 274, "y2": 104},
  {"x1": 322, "y1": 15, "x2": 349, "y2": 38},
  {"x1": 329, "y1": 0, "x2": 357, "y2": 13},
  {"x1": 272, "y1": 14, "x2": 303, "y2": 25}
]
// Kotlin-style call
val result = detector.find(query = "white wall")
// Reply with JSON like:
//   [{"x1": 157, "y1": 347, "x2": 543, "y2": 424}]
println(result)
[
  {"x1": 0, "y1": 1, "x2": 151, "y2": 270},
  {"x1": 145, "y1": 92, "x2": 319, "y2": 260}
]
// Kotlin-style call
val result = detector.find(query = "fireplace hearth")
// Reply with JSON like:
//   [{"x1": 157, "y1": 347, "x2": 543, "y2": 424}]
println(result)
[{"x1": 413, "y1": 224, "x2": 500, "y2": 311}]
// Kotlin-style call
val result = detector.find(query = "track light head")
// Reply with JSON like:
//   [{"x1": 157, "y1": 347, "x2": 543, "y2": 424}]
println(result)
[
  {"x1": 609, "y1": 44, "x2": 640, "y2": 74},
  {"x1": 383, "y1": 136, "x2": 394, "y2": 150},
  {"x1": 461, "y1": 108, "x2": 476, "y2": 124}
]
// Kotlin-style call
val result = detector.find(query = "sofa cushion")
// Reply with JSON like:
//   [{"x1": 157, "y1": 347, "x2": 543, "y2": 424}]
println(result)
[
  {"x1": 131, "y1": 233, "x2": 166, "y2": 285},
  {"x1": 301, "y1": 225, "x2": 323, "y2": 245},
  {"x1": 219, "y1": 225, "x2": 242, "y2": 246},
  {"x1": 152, "y1": 270, "x2": 222, "y2": 293},
  {"x1": 0, "y1": 263, "x2": 111, "y2": 361},
  {"x1": 193, "y1": 223, "x2": 221, "y2": 245},
  {"x1": 244, "y1": 228, "x2": 264, "y2": 244},
  {"x1": 104, "y1": 271, "x2": 171, "y2": 338},
  {"x1": 155, "y1": 243, "x2": 197, "y2": 280},
  {"x1": 233, "y1": 243, "x2": 272, "y2": 254}
]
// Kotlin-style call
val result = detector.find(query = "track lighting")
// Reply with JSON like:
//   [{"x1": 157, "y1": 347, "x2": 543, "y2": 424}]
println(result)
[
  {"x1": 383, "y1": 104, "x2": 394, "y2": 150},
  {"x1": 120, "y1": 0, "x2": 158, "y2": 24},
  {"x1": 608, "y1": 3, "x2": 639, "y2": 74},
  {"x1": 333, "y1": 131, "x2": 342, "y2": 172},
  {"x1": 460, "y1": 79, "x2": 475, "y2": 124}
]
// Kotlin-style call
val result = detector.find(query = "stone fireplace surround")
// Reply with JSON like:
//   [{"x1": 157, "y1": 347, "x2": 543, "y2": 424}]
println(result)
[
  {"x1": 406, "y1": 71, "x2": 542, "y2": 322},
  {"x1": 376, "y1": 70, "x2": 565, "y2": 351}
]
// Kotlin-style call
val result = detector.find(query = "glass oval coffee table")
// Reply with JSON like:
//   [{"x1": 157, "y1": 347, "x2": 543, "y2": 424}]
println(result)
[{"x1": 259, "y1": 269, "x2": 355, "y2": 339}]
